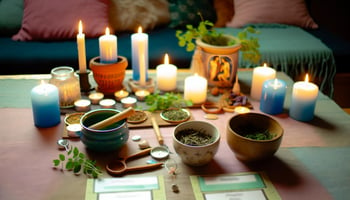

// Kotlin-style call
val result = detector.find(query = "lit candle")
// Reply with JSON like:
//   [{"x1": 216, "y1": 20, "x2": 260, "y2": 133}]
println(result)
[
  {"x1": 135, "y1": 89, "x2": 150, "y2": 101},
  {"x1": 184, "y1": 73, "x2": 208, "y2": 104},
  {"x1": 99, "y1": 99, "x2": 116, "y2": 109},
  {"x1": 88, "y1": 92, "x2": 104, "y2": 104},
  {"x1": 99, "y1": 27, "x2": 118, "y2": 63},
  {"x1": 156, "y1": 54, "x2": 177, "y2": 91},
  {"x1": 114, "y1": 89, "x2": 129, "y2": 101},
  {"x1": 250, "y1": 63, "x2": 276, "y2": 100},
  {"x1": 76, "y1": 20, "x2": 87, "y2": 73},
  {"x1": 290, "y1": 74, "x2": 319, "y2": 121},
  {"x1": 31, "y1": 81, "x2": 61, "y2": 128},
  {"x1": 131, "y1": 26, "x2": 148, "y2": 85},
  {"x1": 74, "y1": 99, "x2": 91, "y2": 112},
  {"x1": 121, "y1": 97, "x2": 137, "y2": 108},
  {"x1": 260, "y1": 78, "x2": 287, "y2": 115}
]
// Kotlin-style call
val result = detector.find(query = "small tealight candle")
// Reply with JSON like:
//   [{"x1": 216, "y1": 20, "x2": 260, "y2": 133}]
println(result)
[
  {"x1": 135, "y1": 89, "x2": 150, "y2": 101},
  {"x1": 74, "y1": 99, "x2": 91, "y2": 112},
  {"x1": 114, "y1": 90, "x2": 129, "y2": 101},
  {"x1": 290, "y1": 74, "x2": 319, "y2": 121},
  {"x1": 234, "y1": 106, "x2": 250, "y2": 114},
  {"x1": 66, "y1": 123, "x2": 82, "y2": 138},
  {"x1": 121, "y1": 97, "x2": 137, "y2": 108},
  {"x1": 156, "y1": 54, "x2": 177, "y2": 91},
  {"x1": 260, "y1": 79, "x2": 287, "y2": 115},
  {"x1": 251, "y1": 63, "x2": 276, "y2": 100},
  {"x1": 184, "y1": 73, "x2": 207, "y2": 104},
  {"x1": 99, "y1": 99, "x2": 116, "y2": 109},
  {"x1": 31, "y1": 81, "x2": 61, "y2": 128},
  {"x1": 88, "y1": 92, "x2": 104, "y2": 104}
]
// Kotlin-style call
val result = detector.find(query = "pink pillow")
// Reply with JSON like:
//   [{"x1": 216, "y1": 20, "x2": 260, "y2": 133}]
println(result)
[
  {"x1": 12, "y1": 0, "x2": 110, "y2": 41},
  {"x1": 226, "y1": 0, "x2": 318, "y2": 29}
]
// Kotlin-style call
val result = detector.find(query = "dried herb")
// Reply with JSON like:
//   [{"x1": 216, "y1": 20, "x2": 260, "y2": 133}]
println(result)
[
  {"x1": 162, "y1": 109, "x2": 189, "y2": 121},
  {"x1": 244, "y1": 130, "x2": 275, "y2": 140},
  {"x1": 127, "y1": 110, "x2": 147, "y2": 122},
  {"x1": 176, "y1": 128, "x2": 213, "y2": 146}
]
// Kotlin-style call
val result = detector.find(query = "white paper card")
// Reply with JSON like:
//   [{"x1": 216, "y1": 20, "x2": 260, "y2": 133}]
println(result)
[
  {"x1": 203, "y1": 174, "x2": 257, "y2": 185},
  {"x1": 99, "y1": 191, "x2": 152, "y2": 200},
  {"x1": 94, "y1": 177, "x2": 158, "y2": 193},
  {"x1": 205, "y1": 190, "x2": 267, "y2": 200}
]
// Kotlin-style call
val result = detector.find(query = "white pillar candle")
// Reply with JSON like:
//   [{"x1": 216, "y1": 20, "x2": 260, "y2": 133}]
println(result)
[
  {"x1": 76, "y1": 20, "x2": 87, "y2": 73},
  {"x1": 250, "y1": 63, "x2": 276, "y2": 100},
  {"x1": 131, "y1": 26, "x2": 148, "y2": 85},
  {"x1": 156, "y1": 54, "x2": 177, "y2": 91},
  {"x1": 99, "y1": 27, "x2": 118, "y2": 63},
  {"x1": 290, "y1": 74, "x2": 319, "y2": 121},
  {"x1": 184, "y1": 73, "x2": 207, "y2": 104}
]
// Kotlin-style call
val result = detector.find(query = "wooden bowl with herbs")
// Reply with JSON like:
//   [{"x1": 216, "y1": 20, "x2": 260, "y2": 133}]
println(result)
[
  {"x1": 226, "y1": 113, "x2": 283, "y2": 162},
  {"x1": 173, "y1": 121, "x2": 220, "y2": 166}
]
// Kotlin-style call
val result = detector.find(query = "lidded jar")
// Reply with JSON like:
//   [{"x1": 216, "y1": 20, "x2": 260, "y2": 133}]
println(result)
[{"x1": 49, "y1": 66, "x2": 81, "y2": 108}]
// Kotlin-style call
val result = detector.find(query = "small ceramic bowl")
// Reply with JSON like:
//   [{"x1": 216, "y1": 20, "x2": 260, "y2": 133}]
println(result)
[
  {"x1": 80, "y1": 109, "x2": 129, "y2": 152},
  {"x1": 226, "y1": 113, "x2": 283, "y2": 162},
  {"x1": 173, "y1": 121, "x2": 220, "y2": 166}
]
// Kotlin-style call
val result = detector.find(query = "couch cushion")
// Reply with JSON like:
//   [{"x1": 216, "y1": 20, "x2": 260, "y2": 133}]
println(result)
[
  {"x1": 168, "y1": 0, "x2": 217, "y2": 28},
  {"x1": 227, "y1": 0, "x2": 318, "y2": 29},
  {"x1": 12, "y1": 0, "x2": 109, "y2": 41},
  {"x1": 0, "y1": 0, "x2": 23, "y2": 36},
  {"x1": 109, "y1": 0, "x2": 170, "y2": 33}
]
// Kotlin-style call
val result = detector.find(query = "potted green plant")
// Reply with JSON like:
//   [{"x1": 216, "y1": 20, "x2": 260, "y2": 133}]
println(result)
[{"x1": 176, "y1": 19, "x2": 260, "y2": 88}]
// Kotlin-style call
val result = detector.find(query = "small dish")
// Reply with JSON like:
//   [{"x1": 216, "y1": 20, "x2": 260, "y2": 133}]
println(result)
[
  {"x1": 64, "y1": 112, "x2": 85, "y2": 126},
  {"x1": 160, "y1": 108, "x2": 190, "y2": 123},
  {"x1": 127, "y1": 110, "x2": 148, "y2": 124}
]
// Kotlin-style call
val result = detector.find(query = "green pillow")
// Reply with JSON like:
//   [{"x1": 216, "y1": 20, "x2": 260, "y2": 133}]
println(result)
[
  {"x1": 168, "y1": 0, "x2": 217, "y2": 28},
  {"x1": 0, "y1": 0, "x2": 23, "y2": 36}
]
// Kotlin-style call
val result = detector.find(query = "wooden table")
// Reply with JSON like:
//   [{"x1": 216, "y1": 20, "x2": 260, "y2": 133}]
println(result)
[{"x1": 1, "y1": 70, "x2": 350, "y2": 200}]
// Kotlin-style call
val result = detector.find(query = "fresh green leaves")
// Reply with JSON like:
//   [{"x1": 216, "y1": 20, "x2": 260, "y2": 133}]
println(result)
[
  {"x1": 145, "y1": 92, "x2": 192, "y2": 112},
  {"x1": 52, "y1": 146, "x2": 102, "y2": 178},
  {"x1": 175, "y1": 14, "x2": 261, "y2": 64}
]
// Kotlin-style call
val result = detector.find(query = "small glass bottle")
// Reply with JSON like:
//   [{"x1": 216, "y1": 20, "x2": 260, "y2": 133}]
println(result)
[{"x1": 49, "y1": 66, "x2": 81, "y2": 108}]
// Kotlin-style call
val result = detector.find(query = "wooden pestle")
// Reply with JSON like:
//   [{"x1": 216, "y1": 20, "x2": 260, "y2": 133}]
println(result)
[{"x1": 88, "y1": 107, "x2": 135, "y2": 130}]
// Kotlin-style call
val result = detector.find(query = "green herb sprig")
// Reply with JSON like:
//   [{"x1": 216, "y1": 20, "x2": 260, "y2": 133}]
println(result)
[
  {"x1": 53, "y1": 146, "x2": 102, "y2": 178},
  {"x1": 244, "y1": 130, "x2": 275, "y2": 140},
  {"x1": 145, "y1": 92, "x2": 192, "y2": 112},
  {"x1": 175, "y1": 13, "x2": 261, "y2": 64}
]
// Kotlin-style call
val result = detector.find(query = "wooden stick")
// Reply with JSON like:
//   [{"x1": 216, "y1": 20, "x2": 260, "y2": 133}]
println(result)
[
  {"x1": 151, "y1": 116, "x2": 164, "y2": 145},
  {"x1": 88, "y1": 107, "x2": 135, "y2": 130}
]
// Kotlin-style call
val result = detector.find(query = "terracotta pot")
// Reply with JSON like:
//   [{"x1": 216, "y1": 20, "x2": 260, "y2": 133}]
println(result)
[
  {"x1": 89, "y1": 56, "x2": 128, "y2": 95},
  {"x1": 191, "y1": 35, "x2": 241, "y2": 88}
]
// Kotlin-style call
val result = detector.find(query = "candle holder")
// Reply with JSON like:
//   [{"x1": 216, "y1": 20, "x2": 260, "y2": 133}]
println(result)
[
  {"x1": 127, "y1": 78, "x2": 155, "y2": 93},
  {"x1": 76, "y1": 70, "x2": 94, "y2": 93},
  {"x1": 89, "y1": 56, "x2": 128, "y2": 95}
]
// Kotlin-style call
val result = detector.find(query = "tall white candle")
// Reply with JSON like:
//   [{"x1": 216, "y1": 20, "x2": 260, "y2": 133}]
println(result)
[
  {"x1": 156, "y1": 54, "x2": 177, "y2": 91},
  {"x1": 290, "y1": 74, "x2": 319, "y2": 121},
  {"x1": 184, "y1": 73, "x2": 207, "y2": 104},
  {"x1": 76, "y1": 20, "x2": 87, "y2": 73},
  {"x1": 131, "y1": 27, "x2": 148, "y2": 85},
  {"x1": 99, "y1": 27, "x2": 118, "y2": 63},
  {"x1": 250, "y1": 63, "x2": 276, "y2": 100}
]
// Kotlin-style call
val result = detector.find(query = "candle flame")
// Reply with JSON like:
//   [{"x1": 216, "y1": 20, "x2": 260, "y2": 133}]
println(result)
[
  {"x1": 164, "y1": 53, "x2": 169, "y2": 65},
  {"x1": 40, "y1": 80, "x2": 45, "y2": 85},
  {"x1": 78, "y1": 20, "x2": 83, "y2": 34},
  {"x1": 304, "y1": 74, "x2": 309, "y2": 83},
  {"x1": 105, "y1": 27, "x2": 110, "y2": 35},
  {"x1": 263, "y1": 63, "x2": 268, "y2": 67},
  {"x1": 138, "y1": 26, "x2": 142, "y2": 33}
]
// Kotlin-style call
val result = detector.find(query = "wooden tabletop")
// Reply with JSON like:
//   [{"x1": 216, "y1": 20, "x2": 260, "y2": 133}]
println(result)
[{"x1": 1, "y1": 70, "x2": 349, "y2": 200}]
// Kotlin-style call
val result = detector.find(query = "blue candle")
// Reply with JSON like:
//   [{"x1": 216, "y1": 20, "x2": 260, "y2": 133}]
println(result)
[
  {"x1": 260, "y1": 79, "x2": 287, "y2": 115},
  {"x1": 31, "y1": 82, "x2": 61, "y2": 127},
  {"x1": 131, "y1": 27, "x2": 149, "y2": 82},
  {"x1": 289, "y1": 74, "x2": 319, "y2": 121}
]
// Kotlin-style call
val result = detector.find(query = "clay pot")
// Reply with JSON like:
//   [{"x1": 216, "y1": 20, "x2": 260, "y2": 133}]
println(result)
[
  {"x1": 191, "y1": 35, "x2": 241, "y2": 88},
  {"x1": 89, "y1": 56, "x2": 128, "y2": 95}
]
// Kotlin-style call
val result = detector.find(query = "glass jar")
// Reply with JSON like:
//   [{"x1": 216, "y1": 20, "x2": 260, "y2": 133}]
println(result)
[{"x1": 49, "y1": 66, "x2": 81, "y2": 108}]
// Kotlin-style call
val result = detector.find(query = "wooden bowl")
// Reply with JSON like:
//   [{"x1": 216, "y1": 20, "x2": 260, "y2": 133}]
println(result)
[{"x1": 226, "y1": 113, "x2": 283, "y2": 162}]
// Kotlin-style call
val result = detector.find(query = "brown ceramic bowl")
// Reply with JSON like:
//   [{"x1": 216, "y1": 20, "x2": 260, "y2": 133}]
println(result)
[{"x1": 226, "y1": 113, "x2": 283, "y2": 162}]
